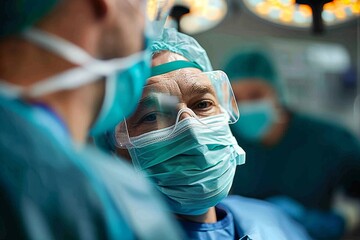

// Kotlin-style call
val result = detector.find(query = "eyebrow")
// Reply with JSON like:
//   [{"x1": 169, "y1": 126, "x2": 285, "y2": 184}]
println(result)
[
  {"x1": 128, "y1": 96, "x2": 158, "y2": 123},
  {"x1": 188, "y1": 83, "x2": 216, "y2": 96},
  {"x1": 137, "y1": 95, "x2": 158, "y2": 108}
]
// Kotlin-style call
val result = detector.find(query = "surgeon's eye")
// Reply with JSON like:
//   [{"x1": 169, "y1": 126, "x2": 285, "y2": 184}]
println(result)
[
  {"x1": 139, "y1": 113, "x2": 157, "y2": 123},
  {"x1": 195, "y1": 100, "x2": 214, "y2": 110},
  {"x1": 191, "y1": 97, "x2": 221, "y2": 117}
]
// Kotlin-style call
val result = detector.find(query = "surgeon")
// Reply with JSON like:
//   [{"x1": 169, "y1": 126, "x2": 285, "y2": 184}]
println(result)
[
  {"x1": 99, "y1": 28, "x2": 311, "y2": 239},
  {"x1": 223, "y1": 48, "x2": 360, "y2": 240},
  {"x1": 0, "y1": 0, "x2": 185, "y2": 239}
]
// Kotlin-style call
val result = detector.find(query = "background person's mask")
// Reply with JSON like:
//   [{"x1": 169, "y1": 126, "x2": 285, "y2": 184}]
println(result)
[
  {"x1": 127, "y1": 113, "x2": 245, "y2": 215},
  {"x1": 231, "y1": 100, "x2": 278, "y2": 141}
]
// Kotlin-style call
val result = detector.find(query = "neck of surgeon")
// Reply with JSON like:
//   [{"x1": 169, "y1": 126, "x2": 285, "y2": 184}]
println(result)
[{"x1": 177, "y1": 207, "x2": 217, "y2": 223}]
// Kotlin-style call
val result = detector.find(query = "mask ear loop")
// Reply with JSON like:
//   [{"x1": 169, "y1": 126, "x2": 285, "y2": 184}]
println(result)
[
  {"x1": 19, "y1": 28, "x2": 149, "y2": 98},
  {"x1": 0, "y1": 82, "x2": 23, "y2": 99}
]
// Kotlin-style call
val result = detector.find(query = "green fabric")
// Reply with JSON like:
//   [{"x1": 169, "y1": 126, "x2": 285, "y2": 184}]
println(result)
[
  {"x1": 0, "y1": 0, "x2": 59, "y2": 38},
  {"x1": 223, "y1": 49, "x2": 278, "y2": 85},
  {"x1": 223, "y1": 48, "x2": 286, "y2": 102},
  {"x1": 151, "y1": 28, "x2": 213, "y2": 72},
  {"x1": 151, "y1": 60, "x2": 203, "y2": 77},
  {"x1": 230, "y1": 111, "x2": 360, "y2": 210}
]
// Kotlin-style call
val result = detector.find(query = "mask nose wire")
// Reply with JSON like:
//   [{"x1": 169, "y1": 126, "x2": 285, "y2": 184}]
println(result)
[{"x1": 166, "y1": 108, "x2": 207, "y2": 136}]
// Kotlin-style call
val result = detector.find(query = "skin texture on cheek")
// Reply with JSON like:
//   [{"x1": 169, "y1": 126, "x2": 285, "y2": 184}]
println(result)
[{"x1": 100, "y1": 0, "x2": 145, "y2": 59}]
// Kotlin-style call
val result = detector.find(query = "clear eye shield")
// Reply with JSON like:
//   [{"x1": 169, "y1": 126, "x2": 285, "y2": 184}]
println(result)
[{"x1": 115, "y1": 60, "x2": 239, "y2": 148}]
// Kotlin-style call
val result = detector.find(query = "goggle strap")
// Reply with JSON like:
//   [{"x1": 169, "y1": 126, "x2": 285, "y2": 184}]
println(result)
[{"x1": 150, "y1": 60, "x2": 202, "y2": 77}]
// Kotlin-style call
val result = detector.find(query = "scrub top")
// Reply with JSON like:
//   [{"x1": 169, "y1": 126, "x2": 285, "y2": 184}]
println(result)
[
  {"x1": 231, "y1": 111, "x2": 360, "y2": 210},
  {"x1": 179, "y1": 195, "x2": 311, "y2": 240},
  {"x1": 0, "y1": 95, "x2": 184, "y2": 240}
]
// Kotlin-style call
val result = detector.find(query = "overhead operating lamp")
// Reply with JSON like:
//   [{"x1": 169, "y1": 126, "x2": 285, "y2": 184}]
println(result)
[
  {"x1": 167, "y1": 0, "x2": 228, "y2": 34},
  {"x1": 296, "y1": 0, "x2": 333, "y2": 33},
  {"x1": 241, "y1": 0, "x2": 359, "y2": 34}
]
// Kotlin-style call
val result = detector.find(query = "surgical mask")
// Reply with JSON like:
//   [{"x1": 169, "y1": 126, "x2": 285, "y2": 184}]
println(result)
[
  {"x1": 125, "y1": 110, "x2": 245, "y2": 216},
  {"x1": 231, "y1": 100, "x2": 278, "y2": 141},
  {"x1": 0, "y1": 28, "x2": 151, "y2": 136}
]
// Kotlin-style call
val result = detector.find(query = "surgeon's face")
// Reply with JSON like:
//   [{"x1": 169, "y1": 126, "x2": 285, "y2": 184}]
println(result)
[
  {"x1": 231, "y1": 79, "x2": 277, "y2": 104},
  {"x1": 125, "y1": 51, "x2": 222, "y2": 137}
]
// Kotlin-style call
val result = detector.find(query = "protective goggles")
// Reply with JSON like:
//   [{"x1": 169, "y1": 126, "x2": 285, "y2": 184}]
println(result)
[{"x1": 115, "y1": 65, "x2": 239, "y2": 148}]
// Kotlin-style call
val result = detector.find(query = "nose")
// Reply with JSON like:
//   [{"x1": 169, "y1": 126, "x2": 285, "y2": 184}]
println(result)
[
  {"x1": 178, "y1": 111, "x2": 194, "y2": 121},
  {"x1": 176, "y1": 104, "x2": 197, "y2": 121}
]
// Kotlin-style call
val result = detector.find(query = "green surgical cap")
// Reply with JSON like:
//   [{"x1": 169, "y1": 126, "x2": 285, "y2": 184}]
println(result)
[
  {"x1": 0, "y1": 0, "x2": 59, "y2": 38},
  {"x1": 151, "y1": 28, "x2": 213, "y2": 72},
  {"x1": 223, "y1": 49, "x2": 278, "y2": 86}
]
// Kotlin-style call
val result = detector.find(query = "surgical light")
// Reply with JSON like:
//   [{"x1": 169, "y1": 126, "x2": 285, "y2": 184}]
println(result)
[
  {"x1": 167, "y1": 0, "x2": 228, "y2": 34},
  {"x1": 242, "y1": 0, "x2": 359, "y2": 33}
]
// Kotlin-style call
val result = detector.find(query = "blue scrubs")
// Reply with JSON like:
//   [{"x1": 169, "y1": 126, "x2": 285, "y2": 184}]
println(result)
[
  {"x1": 179, "y1": 195, "x2": 311, "y2": 240},
  {"x1": 0, "y1": 95, "x2": 184, "y2": 240}
]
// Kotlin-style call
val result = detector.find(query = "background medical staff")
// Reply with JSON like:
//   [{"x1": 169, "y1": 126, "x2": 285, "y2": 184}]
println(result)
[
  {"x1": 224, "y1": 48, "x2": 360, "y2": 240},
  {"x1": 0, "y1": 1, "x2": 184, "y2": 239},
  {"x1": 102, "y1": 28, "x2": 312, "y2": 240}
]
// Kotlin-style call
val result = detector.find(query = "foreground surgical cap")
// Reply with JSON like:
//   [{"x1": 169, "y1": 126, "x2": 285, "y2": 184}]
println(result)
[
  {"x1": 151, "y1": 28, "x2": 213, "y2": 72},
  {"x1": 223, "y1": 49, "x2": 278, "y2": 87},
  {"x1": 0, "y1": 0, "x2": 58, "y2": 38}
]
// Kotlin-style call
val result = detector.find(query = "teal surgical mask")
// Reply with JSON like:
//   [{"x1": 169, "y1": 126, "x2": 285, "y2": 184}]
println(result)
[
  {"x1": 231, "y1": 100, "x2": 278, "y2": 141},
  {"x1": 89, "y1": 48, "x2": 151, "y2": 136},
  {"x1": 0, "y1": 28, "x2": 151, "y2": 136},
  {"x1": 126, "y1": 112, "x2": 245, "y2": 215}
]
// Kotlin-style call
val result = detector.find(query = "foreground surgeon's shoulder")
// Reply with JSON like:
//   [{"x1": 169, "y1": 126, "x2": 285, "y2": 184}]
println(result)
[{"x1": 0, "y1": 0, "x2": 183, "y2": 239}]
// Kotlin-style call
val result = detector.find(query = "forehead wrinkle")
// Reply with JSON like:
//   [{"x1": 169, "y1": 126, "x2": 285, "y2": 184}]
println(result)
[
  {"x1": 189, "y1": 82, "x2": 216, "y2": 96},
  {"x1": 144, "y1": 72, "x2": 184, "y2": 102},
  {"x1": 177, "y1": 73, "x2": 216, "y2": 98},
  {"x1": 145, "y1": 68, "x2": 205, "y2": 104}
]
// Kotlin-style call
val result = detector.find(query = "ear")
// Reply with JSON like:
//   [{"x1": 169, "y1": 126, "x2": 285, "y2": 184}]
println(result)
[{"x1": 90, "y1": 0, "x2": 109, "y2": 19}]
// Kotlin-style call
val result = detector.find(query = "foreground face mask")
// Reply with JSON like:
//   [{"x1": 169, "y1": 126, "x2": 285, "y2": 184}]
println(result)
[
  {"x1": 125, "y1": 111, "x2": 245, "y2": 215},
  {"x1": 0, "y1": 28, "x2": 151, "y2": 136},
  {"x1": 231, "y1": 100, "x2": 278, "y2": 141}
]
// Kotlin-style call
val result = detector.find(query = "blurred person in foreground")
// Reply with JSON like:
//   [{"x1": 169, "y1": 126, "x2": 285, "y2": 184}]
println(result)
[
  {"x1": 0, "y1": 0, "x2": 184, "y2": 239},
  {"x1": 223, "y1": 48, "x2": 360, "y2": 240},
  {"x1": 99, "y1": 28, "x2": 312, "y2": 240}
]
